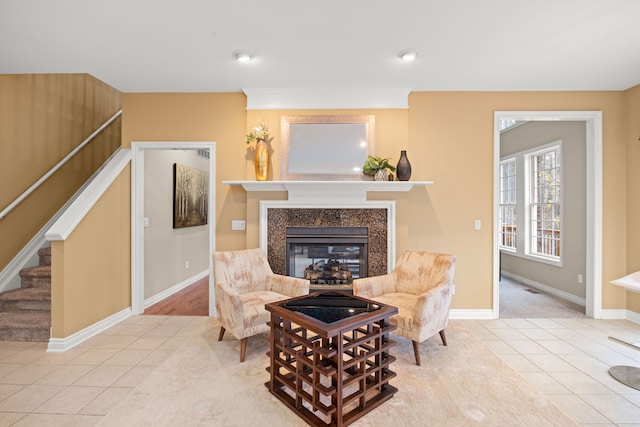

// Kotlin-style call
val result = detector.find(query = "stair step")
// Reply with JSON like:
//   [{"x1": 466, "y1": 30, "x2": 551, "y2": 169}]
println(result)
[
  {"x1": 38, "y1": 247, "x2": 51, "y2": 266},
  {"x1": 0, "y1": 311, "x2": 50, "y2": 342},
  {"x1": 0, "y1": 288, "x2": 51, "y2": 312},
  {"x1": 18, "y1": 265, "x2": 51, "y2": 288}
]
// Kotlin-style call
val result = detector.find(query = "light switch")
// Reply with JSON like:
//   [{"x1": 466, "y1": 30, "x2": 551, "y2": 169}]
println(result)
[
  {"x1": 231, "y1": 220, "x2": 246, "y2": 231},
  {"x1": 474, "y1": 219, "x2": 481, "y2": 230}
]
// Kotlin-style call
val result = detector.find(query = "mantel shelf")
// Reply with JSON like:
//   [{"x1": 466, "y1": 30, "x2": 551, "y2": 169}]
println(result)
[{"x1": 223, "y1": 180, "x2": 433, "y2": 202}]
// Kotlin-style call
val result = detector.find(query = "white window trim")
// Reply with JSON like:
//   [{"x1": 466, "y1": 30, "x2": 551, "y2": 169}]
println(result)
[
  {"x1": 502, "y1": 140, "x2": 563, "y2": 267},
  {"x1": 498, "y1": 157, "x2": 517, "y2": 251}
]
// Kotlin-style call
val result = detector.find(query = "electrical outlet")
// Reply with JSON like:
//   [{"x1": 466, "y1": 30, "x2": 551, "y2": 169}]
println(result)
[
  {"x1": 185, "y1": 261, "x2": 190, "y2": 269},
  {"x1": 451, "y1": 285, "x2": 456, "y2": 295},
  {"x1": 578, "y1": 274, "x2": 583, "y2": 284},
  {"x1": 143, "y1": 217, "x2": 149, "y2": 228},
  {"x1": 231, "y1": 220, "x2": 246, "y2": 231},
  {"x1": 474, "y1": 219, "x2": 481, "y2": 230}
]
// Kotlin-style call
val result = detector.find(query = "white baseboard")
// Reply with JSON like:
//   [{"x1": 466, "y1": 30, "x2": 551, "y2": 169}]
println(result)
[
  {"x1": 501, "y1": 271, "x2": 586, "y2": 307},
  {"x1": 600, "y1": 308, "x2": 640, "y2": 324},
  {"x1": 47, "y1": 307, "x2": 132, "y2": 352},
  {"x1": 450, "y1": 309, "x2": 495, "y2": 320},
  {"x1": 626, "y1": 310, "x2": 640, "y2": 324},
  {"x1": 143, "y1": 270, "x2": 208, "y2": 309}
]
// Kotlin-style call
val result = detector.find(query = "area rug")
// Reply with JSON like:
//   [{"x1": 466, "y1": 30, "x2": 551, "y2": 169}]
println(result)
[{"x1": 99, "y1": 320, "x2": 577, "y2": 426}]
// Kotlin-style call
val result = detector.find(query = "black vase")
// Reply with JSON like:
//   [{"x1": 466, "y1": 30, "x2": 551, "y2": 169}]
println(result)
[{"x1": 396, "y1": 150, "x2": 412, "y2": 181}]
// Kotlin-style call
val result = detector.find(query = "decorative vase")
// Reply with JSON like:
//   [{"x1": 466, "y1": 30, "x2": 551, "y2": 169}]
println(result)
[
  {"x1": 254, "y1": 140, "x2": 269, "y2": 181},
  {"x1": 373, "y1": 169, "x2": 387, "y2": 182},
  {"x1": 396, "y1": 150, "x2": 412, "y2": 181}
]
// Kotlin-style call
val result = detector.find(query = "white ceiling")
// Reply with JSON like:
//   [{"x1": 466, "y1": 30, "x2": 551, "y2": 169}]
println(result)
[{"x1": 1, "y1": 0, "x2": 639, "y2": 94}]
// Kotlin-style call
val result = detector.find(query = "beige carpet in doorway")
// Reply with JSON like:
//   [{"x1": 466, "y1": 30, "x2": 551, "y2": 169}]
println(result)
[{"x1": 99, "y1": 319, "x2": 577, "y2": 427}]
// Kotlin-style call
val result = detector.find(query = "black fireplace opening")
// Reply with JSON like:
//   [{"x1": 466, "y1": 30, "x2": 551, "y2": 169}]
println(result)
[{"x1": 285, "y1": 227, "x2": 368, "y2": 288}]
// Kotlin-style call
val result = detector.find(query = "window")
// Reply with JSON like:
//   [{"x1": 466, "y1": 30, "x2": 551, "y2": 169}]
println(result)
[
  {"x1": 499, "y1": 158, "x2": 517, "y2": 250},
  {"x1": 499, "y1": 141, "x2": 562, "y2": 265},
  {"x1": 527, "y1": 145, "x2": 561, "y2": 260}
]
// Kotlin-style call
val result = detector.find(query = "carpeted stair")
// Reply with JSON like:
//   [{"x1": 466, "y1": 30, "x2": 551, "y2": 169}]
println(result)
[{"x1": 0, "y1": 247, "x2": 51, "y2": 341}]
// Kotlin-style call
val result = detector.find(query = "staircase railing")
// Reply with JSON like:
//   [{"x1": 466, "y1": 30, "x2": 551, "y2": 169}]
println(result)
[
  {"x1": 0, "y1": 109, "x2": 123, "y2": 220},
  {"x1": 0, "y1": 108, "x2": 123, "y2": 293}
]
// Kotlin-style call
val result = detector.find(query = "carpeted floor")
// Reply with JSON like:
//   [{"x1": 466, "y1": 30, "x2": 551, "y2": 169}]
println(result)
[
  {"x1": 99, "y1": 319, "x2": 578, "y2": 426},
  {"x1": 499, "y1": 277, "x2": 586, "y2": 319}
]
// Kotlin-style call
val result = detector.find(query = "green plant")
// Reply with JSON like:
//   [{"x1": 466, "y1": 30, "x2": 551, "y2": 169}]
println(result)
[
  {"x1": 362, "y1": 155, "x2": 396, "y2": 176},
  {"x1": 246, "y1": 122, "x2": 274, "y2": 146}
]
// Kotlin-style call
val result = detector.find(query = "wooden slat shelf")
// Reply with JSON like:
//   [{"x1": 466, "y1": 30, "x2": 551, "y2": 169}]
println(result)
[{"x1": 265, "y1": 291, "x2": 398, "y2": 427}]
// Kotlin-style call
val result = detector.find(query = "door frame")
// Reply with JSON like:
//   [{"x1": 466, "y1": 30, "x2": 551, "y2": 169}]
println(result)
[
  {"x1": 493, "y1": 111, "x2": 602, "y2": 318},
  {"x1": 131, "y1": 141, "x2": 216, "y2": 316}
]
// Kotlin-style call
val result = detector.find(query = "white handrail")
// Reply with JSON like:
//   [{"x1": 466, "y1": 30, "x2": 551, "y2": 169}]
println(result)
[{"x1": 0, "y1": 109, "x2": 123, "y2": 220}]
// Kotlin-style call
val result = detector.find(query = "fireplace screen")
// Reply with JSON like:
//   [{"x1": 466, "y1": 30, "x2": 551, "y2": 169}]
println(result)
[{"x1": 286, "y1": 227, "x2": 368, "y2": 286}]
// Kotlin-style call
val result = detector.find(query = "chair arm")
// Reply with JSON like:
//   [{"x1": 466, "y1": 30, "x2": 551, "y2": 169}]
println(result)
[
  {"x1": 214, "y1": 282, "x2": 243, "y2": 331},
  {"x1": 268, "y1": 274, "x2": 310, "y2": 297},
  {"x1": 413, "y1": 283, "x2": 452, "y2": 328},
  {"x1": 353, "y1": 274, "x2": 394, "y2": 298}
]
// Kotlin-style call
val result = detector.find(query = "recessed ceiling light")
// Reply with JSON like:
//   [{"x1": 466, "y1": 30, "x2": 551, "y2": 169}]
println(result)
[
  {"x1": 399, "y1": 49, "x2": 417, "y2": 61},
  {"x1": 233, "y1": 50, "x2": 253, "y2": 62}
]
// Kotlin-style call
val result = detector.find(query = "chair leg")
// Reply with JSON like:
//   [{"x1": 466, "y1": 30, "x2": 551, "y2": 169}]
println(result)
[
  {"x1": 218, "y1": 326, "x2": 226, "y2": 341},
  {"x1": 412, "y1": 340, "x2": 421, "y2": 366},
  {"x1": 240, "y1": 338, "x2": 248, "y2": 363},
  {"x1": 439, "y1": 330, "x2": 447, "y2": 346}
]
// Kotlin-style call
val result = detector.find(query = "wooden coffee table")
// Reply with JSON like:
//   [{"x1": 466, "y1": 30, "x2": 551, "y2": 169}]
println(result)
[{"x1": 265, "y1": 291, "x2": 398, "y2": 427}]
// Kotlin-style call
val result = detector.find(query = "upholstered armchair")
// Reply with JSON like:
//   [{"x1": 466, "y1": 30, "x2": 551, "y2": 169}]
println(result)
[
  {"x1": 353, "y1": 250, "x2": 455, "y2": 365},
  {"x1": 213, "y1": 248, "x2": 310, "y2": 362}
]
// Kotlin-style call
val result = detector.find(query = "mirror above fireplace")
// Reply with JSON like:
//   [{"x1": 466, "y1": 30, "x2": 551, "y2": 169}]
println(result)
[{"x1": 280, "y1": 115, "x2": 375, "y2": 181}]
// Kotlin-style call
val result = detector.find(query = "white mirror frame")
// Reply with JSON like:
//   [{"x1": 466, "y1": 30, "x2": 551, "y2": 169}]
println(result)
[{"x1": 280, "y1": 115, "x2": 375, "y2": 181}]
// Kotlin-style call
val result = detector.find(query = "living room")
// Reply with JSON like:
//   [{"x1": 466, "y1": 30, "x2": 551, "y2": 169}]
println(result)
[{"x1": 1, "y1": 1, "x2": 640, "y2": 425}]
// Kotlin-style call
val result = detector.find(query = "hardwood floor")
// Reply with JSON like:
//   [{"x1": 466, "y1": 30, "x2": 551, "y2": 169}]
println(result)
[{"x1": 144, "y1": 276, "x2": 209, "y2": 316}]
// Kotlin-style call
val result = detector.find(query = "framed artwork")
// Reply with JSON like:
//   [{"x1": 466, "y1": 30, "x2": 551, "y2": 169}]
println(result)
[{"x1": 173, "y1": 163, "x2": 208, "y2": 228}]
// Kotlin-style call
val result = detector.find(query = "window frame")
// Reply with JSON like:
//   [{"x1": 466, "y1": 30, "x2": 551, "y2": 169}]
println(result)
[
  {"x1": 524, "y1": 141, "x2": 562, "y2": 264},
  {"x1": 500, "y1": 140, "x2": 563, "y2": 267},
  {"x1": 498, "y1": 157, "x2": 517, "y2": 252}
]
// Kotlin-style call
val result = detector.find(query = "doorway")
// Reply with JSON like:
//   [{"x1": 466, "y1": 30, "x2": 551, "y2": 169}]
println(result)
[
  {"x1": 131, "y1": 142, "x2": 216, "y2": 316},
  {"x1": 493, "y1": 112, "x2": 602, "y2": 319}
]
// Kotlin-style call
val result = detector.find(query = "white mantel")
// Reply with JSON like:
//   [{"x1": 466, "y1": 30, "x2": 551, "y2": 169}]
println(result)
[{"x1": 222, "y1": 180, "x2": 433, "y2": 202}]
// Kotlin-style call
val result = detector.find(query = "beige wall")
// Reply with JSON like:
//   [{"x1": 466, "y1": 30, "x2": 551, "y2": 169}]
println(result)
[
  {"x1": 51, "y1": 165, "x2": 131, "y2": 338},
  {"x1": 0, "y1": 74, "x2": 121, "y2": 271},
  {"x1": 408, "y1": 91, "x2": 627, "y2": 310},
  {"x1": 625, "y1": 85, "x2": 640, "y2": 312},
  {"x1": 6, "y1": 81, "x2": 638, "y2": 339},
  {"x1": 122, "y1": 93, "x2": 248, "y2": 252},
  {"x1": 120, "y1": 90, "x2": 633, "y2": 314}
]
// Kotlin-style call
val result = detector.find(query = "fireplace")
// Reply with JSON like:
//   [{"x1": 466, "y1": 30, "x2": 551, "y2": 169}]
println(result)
[
  {"x1": 265, "y1": 206, "x2": 390, "y2": 285},
  {"x1": 286, "y1": 226, "x2": 368, "y2": 291}
]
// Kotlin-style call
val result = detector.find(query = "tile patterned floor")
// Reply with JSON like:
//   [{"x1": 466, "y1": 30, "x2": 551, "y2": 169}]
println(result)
[
  {"x1": 460, "y1": 318, "x2": 640, "y2": 426},
  {"x1": 0, "y1": 315, "x2": 639, "y2": 426},
  {"x1": 0, "y1": 315, "x2": 207, "y2": 426}
]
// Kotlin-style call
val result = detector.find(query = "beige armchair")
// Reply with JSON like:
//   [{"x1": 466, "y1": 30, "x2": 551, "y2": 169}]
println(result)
[
  {"x1": 353, "y1": 250, "x2": 455, "y2": 366},
  {"x1": 213, "y1": 248, "x2": 310, "y2": 362}
]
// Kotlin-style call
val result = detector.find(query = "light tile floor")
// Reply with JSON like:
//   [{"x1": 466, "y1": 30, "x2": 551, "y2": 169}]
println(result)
[
  {"x1": 0, "y1": 315, "x2": 207, "y2": 426},
  {"x1": 0, "y1": 315, "x2": 639, "y2": 426},
  {"x1": 459, "y1": 318, "x2": 640, "y2": 427}
]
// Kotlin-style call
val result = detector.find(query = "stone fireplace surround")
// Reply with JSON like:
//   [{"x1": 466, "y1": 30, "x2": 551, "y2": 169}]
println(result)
[
  {"x1": 266, "y1": 206, "x2": 390, "y2": 278},
  {"x1": 224, "y1": 180, "x2": 433, "y2": 278}
]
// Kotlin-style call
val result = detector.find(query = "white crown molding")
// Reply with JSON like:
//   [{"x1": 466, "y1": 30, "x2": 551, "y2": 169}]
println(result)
[{"x1": 243, "y1": 88, "x2": 411, "y2": 110}]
